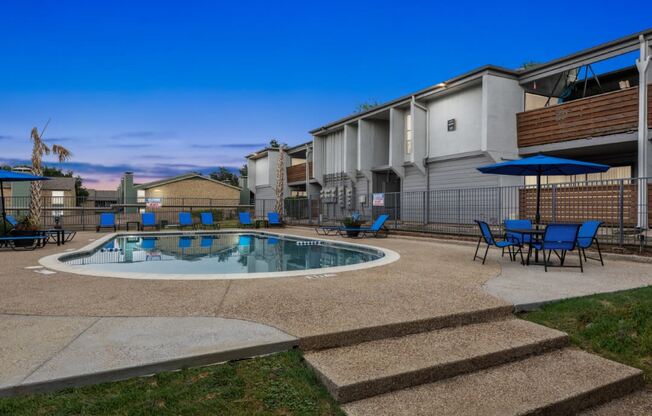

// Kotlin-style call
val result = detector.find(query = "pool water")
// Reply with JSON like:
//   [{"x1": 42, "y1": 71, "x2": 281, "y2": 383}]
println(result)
[{"x1": 63, "y1": 232, "x2": 384, "y2": 276}]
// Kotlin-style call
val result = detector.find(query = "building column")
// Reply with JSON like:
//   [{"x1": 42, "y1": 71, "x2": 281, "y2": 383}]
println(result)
[{"x1": 637, "y1": 35, "x2": 650, "y2": 228}]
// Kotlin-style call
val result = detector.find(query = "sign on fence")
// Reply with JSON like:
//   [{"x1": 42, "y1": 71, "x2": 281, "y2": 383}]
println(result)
[
  {"x1": 372, "y1": 193, "x2": 385, "y2": 207},
  {"x1": 145, "y1": 198, "x2": 162, "y2": 209}
]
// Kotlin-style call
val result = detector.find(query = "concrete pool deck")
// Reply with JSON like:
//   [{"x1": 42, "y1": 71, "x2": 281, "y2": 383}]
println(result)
[{"x1": 2, "y1": 227, "x2": 652, "y2": 413}]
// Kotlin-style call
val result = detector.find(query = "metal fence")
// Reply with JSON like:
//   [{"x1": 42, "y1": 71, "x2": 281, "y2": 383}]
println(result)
[
  {"x1": 257, "y1": 177, "x2": 651, "y2": 247},
  {"x1": 1, "y1": 196, "x2": 252, "y2": 231},
  {"x1": 3, "y1": 178, "x2": 651, "y2": 246}
]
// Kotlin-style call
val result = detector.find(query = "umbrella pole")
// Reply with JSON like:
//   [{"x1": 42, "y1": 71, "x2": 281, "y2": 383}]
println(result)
[
  {"x1": 535, "y1": 173, "x2": 541, "y2": 226},
  {"x1": 1, "y1": 180, "x2": 6, "y2": 235}
]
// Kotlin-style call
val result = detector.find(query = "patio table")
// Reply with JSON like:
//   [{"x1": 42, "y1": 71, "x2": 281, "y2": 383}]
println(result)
[{"x1": 505, "y1": 227, "x2": 545, "y2": 265}]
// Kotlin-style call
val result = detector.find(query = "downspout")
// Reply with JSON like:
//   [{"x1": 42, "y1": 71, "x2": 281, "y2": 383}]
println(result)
[{"x1": 636, "y1": 35, "x2": 650, "y2": 229}]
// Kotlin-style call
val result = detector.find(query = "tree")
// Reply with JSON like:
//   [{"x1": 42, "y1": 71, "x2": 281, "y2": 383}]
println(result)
[
  {"x1": 355, "y1": 101, "x2": 380, "y2": 113},
  {"x1": 239, "y1": 163, "x2": 248, "y2": 177},
  {"x1": 28, "y1": 124, "x2": 72, "y2": 227},
  {"x1": 269, "y1": 139, "x2": 281, "y2": 148},
  {"x1": 210, "y1": 166, "x2": 239, "y2": 187},
  {"x1": 274, "y1": 146, "x2": 286, "y2": 217}
]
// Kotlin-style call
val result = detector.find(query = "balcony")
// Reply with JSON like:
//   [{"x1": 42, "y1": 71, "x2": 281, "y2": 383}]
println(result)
[
  {"x1": 517, "y1": 86, "x2": 651, "y2": 148},
  {"x1": 286, "y1": 162, "x2": 313, "y2": 184}
]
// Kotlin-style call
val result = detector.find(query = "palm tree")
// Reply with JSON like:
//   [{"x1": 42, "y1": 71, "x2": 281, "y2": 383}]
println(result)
[
  {"x1": 28, "y1": 125, "x2": 72, "y2": 227},
  {"x1": 274, "y1": 146, "x2": 286, "y2": 217}
]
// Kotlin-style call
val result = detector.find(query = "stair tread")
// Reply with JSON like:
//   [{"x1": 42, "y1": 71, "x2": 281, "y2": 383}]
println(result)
[
  {"x1": 305, "y1": 318, "x2": 567, "y2": 388},
  {"x1": 342, "y1": 348, "x2": 643, "y2": 416},
  {"x1": 579, "y1": 388, "x2": 652, "y2": 415}
]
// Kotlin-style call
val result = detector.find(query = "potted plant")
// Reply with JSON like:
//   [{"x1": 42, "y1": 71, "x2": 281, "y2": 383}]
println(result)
[
  {"x1": 342, "y1": 216, "x2": 364, "y2": 237},
  {"x1": 11, "y1": 216, "x2": 40, "y2": 247}
]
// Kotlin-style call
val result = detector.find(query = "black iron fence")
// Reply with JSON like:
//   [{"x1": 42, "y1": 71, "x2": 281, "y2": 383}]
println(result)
[
  {"x1": 1, "y1": 196, "x2": 252, "y2": 231},
  {"x1": 3, "y1": 178, "x2": 651, "y2": 246},
  {"x1": 256, "y1": 177, "x2": 651, "y2": 247}
]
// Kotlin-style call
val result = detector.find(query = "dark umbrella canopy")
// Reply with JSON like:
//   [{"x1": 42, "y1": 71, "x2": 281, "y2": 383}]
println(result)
[
  {"x1": 0, "y1": 171, "x2": 49, "y2": 234},
  {"x1": 477, "y1": 154, "x2": 609, "y2": 224}
]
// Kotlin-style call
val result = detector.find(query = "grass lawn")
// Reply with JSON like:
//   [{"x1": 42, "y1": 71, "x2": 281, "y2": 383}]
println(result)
[
  {"x1": 522, "y1": 285, "x2": 652, "y2": 385},
  {"x1": 0, "y1": 350, "x2": 344, "y2": 416}
]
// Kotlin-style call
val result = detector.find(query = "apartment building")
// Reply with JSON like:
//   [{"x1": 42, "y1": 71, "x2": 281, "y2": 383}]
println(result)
[{"x1": 308, "y1": 29, "x2": 651, "y2": 226}]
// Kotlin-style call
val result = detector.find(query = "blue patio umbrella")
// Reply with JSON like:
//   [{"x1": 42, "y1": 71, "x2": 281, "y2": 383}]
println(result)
[
  {"x1": 0, "y1": 171, "x2": 49, "y2": 234},
  {"x1": 477, "y1": 154, "x2": 609, "y2": 224}
]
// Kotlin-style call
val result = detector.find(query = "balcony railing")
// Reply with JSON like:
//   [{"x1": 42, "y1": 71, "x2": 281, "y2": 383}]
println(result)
[
  {"x1": 286, "y1": 162, "x2": 313, "y2": 183},
  {"x1": 517, "y1": 86, "x2": 650, "y2": 148}
]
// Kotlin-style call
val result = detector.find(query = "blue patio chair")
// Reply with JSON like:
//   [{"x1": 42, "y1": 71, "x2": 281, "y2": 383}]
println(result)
[
  {"x1": 268, "y1": 212, "x2": 282, "y2": 227},
  {"x1": 200, "y1": 236, "x2": 215, "y2": 248},
  {"x1": 140, "y1": 212, "x2": 158, "y2": 230},
  {"x1": 141, "y1": 237, "x2": 157, "y2": 250},
  {"x1": 239, "y1": 212, "x2": 254, "y2": 228},
  {"x1": 338, "y1": 214, "x2": 390, "y2": 238},
  {"x1": 504, "y1": 219, "x2": 532, "y2": 245},
  {"x1": 178, "y1": 212, "x2": 193, "y2": 229},
  {"x1": 178, "y1": 236, "x2": 193, "y2": 249},
  {"x1": 474, "y1": 220, "x2": 519, "y2": 264},
  {"x1": 96, "y1": 213, "x2": 117, "y2": 232},
  {"x1": 504, "y1": 219, "x2": 532, "y2": 260},
  {"x1": 200, "y1": 212, "x2": 220, "y2": 229},
  {"x1": 577, "y1": 220, "x2": 604, "y2": 266},
  {"x1": 529, "y1": 223, "x2": 582, "y2": 272},
  {"x1": 0, "y1": 233, "x2": 48, "y2": 250}
]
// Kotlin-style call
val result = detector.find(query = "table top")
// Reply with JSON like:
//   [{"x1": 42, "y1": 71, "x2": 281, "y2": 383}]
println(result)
[{"x1": 506, "y1": 228, "x2": 545, "y2": 235}]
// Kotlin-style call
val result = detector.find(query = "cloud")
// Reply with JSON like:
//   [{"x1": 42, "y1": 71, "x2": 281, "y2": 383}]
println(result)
[
  {"x1": 190, "y1": 142, "x2": 266, "y2": 150},
  {"x1": 42, "y1": 137, "x2": 78, "y2": 143},
  {"x1": 220, "y1": 143, "x2": 267, "y2": 149},
  {"x1": 110, "y1": 130, "x2": 177, "y2": 140},
  {"x1": 0, "y1": 134, "x2": 14, "y2": 140}
]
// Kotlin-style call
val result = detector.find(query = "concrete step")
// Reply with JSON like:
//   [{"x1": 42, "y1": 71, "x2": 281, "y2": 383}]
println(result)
[
  {"x1": 578, "y1": 388, "x2": 652, "y2": 415},
  {"x1": 342, "y1": 348, "x2": 644, "y2": 416},
  {"x1": 300, "y1": 304, "x2": 513, "y2": 350},
  {"x1": 305, "y1": 319, "x2": 568, "y2": 403}
]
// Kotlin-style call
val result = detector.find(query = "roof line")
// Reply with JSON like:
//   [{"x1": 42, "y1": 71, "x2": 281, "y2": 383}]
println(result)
[
  {"x1": 134, "y1": 172, "x2": 241, "y2": 191},
  {"x1": 309, "y1": 65, "x2": 515, "y2": 134}
]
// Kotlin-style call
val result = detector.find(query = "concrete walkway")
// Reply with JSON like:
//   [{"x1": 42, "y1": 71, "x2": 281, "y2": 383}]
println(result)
[
  {"x1": 0, "y1": 314, "x2": 296, "y2": 396},
  {"x1": 484, "y1": 255, "x2": 652, "y2": 310}
]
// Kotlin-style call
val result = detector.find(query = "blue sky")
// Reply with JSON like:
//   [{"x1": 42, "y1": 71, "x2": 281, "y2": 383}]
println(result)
[{"x1": 0, "y1": 1, "x2": 650, "y2": 188}]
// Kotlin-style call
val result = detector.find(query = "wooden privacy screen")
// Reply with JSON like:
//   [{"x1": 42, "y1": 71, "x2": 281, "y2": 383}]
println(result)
[
  {"x1": 286, "y1": 162, "x2": 313, "y2": 183},
  {"x1": 517, "y1": 183, "x2": 652, "y2": 227},
  {"x1": 517, "y1": 87, "x2": 640, "y2": 147}
]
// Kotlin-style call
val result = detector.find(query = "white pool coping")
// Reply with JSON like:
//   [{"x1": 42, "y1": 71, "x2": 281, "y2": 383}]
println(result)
[{"x1": 39, "y1": 229, "x2": 401, "y2": 280}]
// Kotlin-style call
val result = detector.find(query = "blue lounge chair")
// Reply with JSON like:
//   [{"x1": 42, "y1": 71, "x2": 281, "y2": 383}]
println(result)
[
  {"x1": 315, "y1": 223, "x2": 342, "y2": 235},
  {"x1": 474, "y1": 220, "x2": 520, "y2": 264},
  {"x1": 338, "y1": 214, "x2": 390, "y2": 238},
  {"x1": 140, "y1": 212, "x2": 158, "y2": 230},
  {"x1": 5, "y1": 214, "x2": 18, "y2": 229},
  {"x1": 577, "y1": 220, "x2": 604, "y2": 266},
  {"x1": 239, "y1": 212, "x2": 254, "y2": 228},
  {"x1": 529, "y1": 223, "x2": 582, "y2": 272},
  {"x1": 96, "y1": 213, "x2": 117, "y2": 232},
  {"x1": 0, "y1": 234, "x2": 48, "y2": 250},
  {"x1": 200, "y1": 212, "x2": 220, "y2": 229},
  {"x1": 179, "y1": 212, "x2": 193, "y2": 229},
  {"x1": 268, "y1": 212, "x2": 282, "y2": 227}
]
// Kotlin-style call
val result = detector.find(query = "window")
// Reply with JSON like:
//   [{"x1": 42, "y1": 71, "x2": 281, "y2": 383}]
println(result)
[
  {"x1": 404, "y1": 113, "x2": 413, "y2": 155},
  {"x1": 51, "y1": 191, "x2": 64, "y2": 217},
  {"x1": 137, "y1": 190, "x2": 146, "y2": 203}
]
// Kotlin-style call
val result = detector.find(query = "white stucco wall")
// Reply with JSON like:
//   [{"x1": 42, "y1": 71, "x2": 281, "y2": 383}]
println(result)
[
  {"x1": 428, "y1": 84, "x2": 483, "y2": 158},
  {"x1": 483, "y1": 74, "x2": 523, "y2": 156}
]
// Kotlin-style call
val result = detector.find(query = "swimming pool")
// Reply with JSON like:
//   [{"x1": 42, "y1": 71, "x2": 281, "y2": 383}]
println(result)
[{"x1": 44, "y1": 232, "x2": 398, "y2": 280}]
